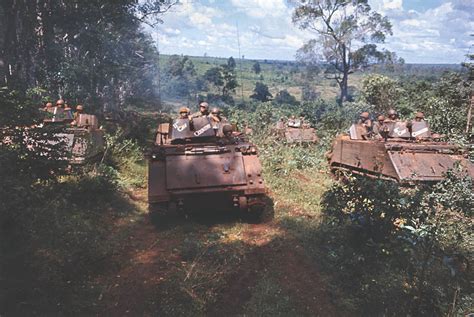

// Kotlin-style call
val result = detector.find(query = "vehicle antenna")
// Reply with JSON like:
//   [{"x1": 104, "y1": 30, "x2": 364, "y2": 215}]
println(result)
[{"x1": 236, "y1": 21, "x2": 244, "y2": 103}]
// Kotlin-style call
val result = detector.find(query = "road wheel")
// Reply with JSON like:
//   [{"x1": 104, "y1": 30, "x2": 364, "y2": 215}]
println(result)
[{"x1": 244, "y1": 196, "x2": 273, "y2": 224}]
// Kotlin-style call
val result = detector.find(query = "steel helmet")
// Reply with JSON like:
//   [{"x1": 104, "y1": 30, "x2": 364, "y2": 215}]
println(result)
[
  {"x1": 388, "y1": 109, "x2": 397, "y2": 116},
  {"x1": 360, "y1": 112, "x2": 370, "y2": 119},
  {"x1": 377, "y1": 115, "x2": 385, "y2": 121},
  {"x1": 179, "y1": 106, "x2": 190, "y2": 114},
  {"x1": 222, "y1": 124, "x2": 233, "y2": 135},
  {"x1": 211, "y1": 107, "x2": 221, "y2": 114},
  {"x1": 46, "y1": 102, "x2": 53, "y2": 108},
  {"x1": 199, "y1": 102, "x2": 209, "y2": 109},
  {"x1": 56, "y1": 99, "x2": 65, "y2": 106},
  {"x1": 76, "y1": 105, "x2": 84, "y2": 111},
  {"x1": 415, "y1": 111, "x2": 424, "y2": 119}
]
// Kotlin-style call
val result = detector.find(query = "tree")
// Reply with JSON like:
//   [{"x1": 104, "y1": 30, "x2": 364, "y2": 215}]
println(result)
[
  {"x1": 227, "y1": 56, "x2": 236, "y2": 69},
  {"x1": 0, "y1": 0, "x2": 177, "y2": 110},
  {"x1": 274, "y1": 89, "x2": 299, "y2": 106},
  {"x1": 250, "y1": 82, "x2": 272, "y2": 102},
  {"x1": 292, "y1": 0, "x2": 394, "y2": 103},
  {"x1": 253, "y1": 61, "x2": 261, "y2": 74},
  {"x1": 204, "y1": 65, "x2": 238, "y2": 104},
  {"x1": 221, "y1": 65, "x2": 238, "y2": 98},
  {"x1": 204, "y1": 67, "x2": 224, "y2": 87},
  {"x1": 361, "y1": 74, "x2": 401, "y2": 113},
  {"x1": 162, "y1": 55, "x2": 197, "y2": 98}
]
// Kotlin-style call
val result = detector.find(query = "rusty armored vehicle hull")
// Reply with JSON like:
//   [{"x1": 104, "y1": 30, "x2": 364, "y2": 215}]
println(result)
[
  {"x1": 44, "y1": 109, "x2": 105, "y2": 164},
  {"x1": 57, "y1": 126, "x2": 105, "y2": 164},
  {"x1": 274, "y1": 121, "x2": 319, "y2": 144},
  {"x1": 148, "y1": 116, "x2": 267, "y2": 222},
  {"x1": 329, "y1": 121, "x2": 474, "y2": 183},
  {"x1": 284, "y1": 127, "x2": 319, "y2": 143}
]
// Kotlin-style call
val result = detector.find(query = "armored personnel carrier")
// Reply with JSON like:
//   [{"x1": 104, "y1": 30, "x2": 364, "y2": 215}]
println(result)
[
  {"x1": 329, "y1": 120, "x2": 474, "y2": 183},
  {"x1": 43, "y1": 107, "x2": 105, "y2": 164},
  {"x1": 274, "y1": 117, "x2": 319, "y2": 144},
  {"x1": 148, "y1": 116, "x2": 267, "y2": 222}
]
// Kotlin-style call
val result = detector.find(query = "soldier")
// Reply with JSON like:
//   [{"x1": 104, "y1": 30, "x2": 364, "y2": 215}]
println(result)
[
  {"x1": 64, "y1": 103, "x2": 74, "y2": 120},
  {"x1": 178, "y1": 106, "x2": 190, "y2": 119},
  {"x1": 74, "y1": 105, "x2": 84, "y2": 119},
  {"x1": 276, "y1": 117, "x2": 285, "y2": 130},
  {"x1": 414, "y1": 111, "x2": 425, "y2": 122},
  {"x1": 56, "y1": 99, "x2": 65, "y2": 108},
  {"x1": 209, "y1": 107, "x2": 228, "y2": 136},
  {"x1": 71, "y1": 105, "x2": 84, "y2": 125},
  {"x1": 43, "y1": 102, "x2": 53, "y2": 111},
  {"x1": 406, "y1": 111, "x2": 426, "y2": 135},
  {"x1": 358, "y1": 111, "x2": 373, "y2": 129},
  {"x1": 356, "y1": 112, "x2": 373, "y2": 139},
  {"x1": 209, "y1": 107, "x2": 226, "y2": 124},
  {"x1": 386, "y1": 109, "x2": 398, "y2": 122},
  {"x1": 220, "y1": 124, "x2": 237, "y2": 144},
  {"x1": 191, "y1": 101, "x2": 210, "y2": 118},
  {"x1": 373, "y1": 115, "x2": 388, "y2": 138}
]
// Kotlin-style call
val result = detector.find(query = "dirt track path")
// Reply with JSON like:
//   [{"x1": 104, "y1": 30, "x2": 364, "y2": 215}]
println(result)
[{"x1": 95, "y1": 213, "x2": 339, "y2": 316}]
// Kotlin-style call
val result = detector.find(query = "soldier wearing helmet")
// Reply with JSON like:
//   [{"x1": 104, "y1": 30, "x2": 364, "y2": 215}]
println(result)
[
  {"x1": 209, "y1": 107, "x2": 228, "y2": 136},
  {"x1": 43, "y1": 102, "x2": 53, "y2": 110},
  {"x1": 414, "y1": 111, "x2": 425, "y2": 122},
  {"x1": 209, "y1": 107, "x2": 226, "y2": 123},
  {"x1": 373, "y1": 114, "x2": 388, "y2": 138},
  {"x1": 178, "y1": 106, "x2": 190, "y2": 119},
  {"x1": 386, "y1": 109, "x2": 398, "y2": 122},
  {"x1": 72, "y1": 104, "x2": 84, "y2": 125},
  {"x1": 63, "y1": 103, "x2": 73, "y2": 120},
  {"x1": 357, "y1": 111, "x2": 373, "y2": 138},
  {"x1": 191, "y1": 101, "x2": 210, "y2": 118},
  {"x1": 276, "y1": 117, "x2": 285, "y2": 130},
  {"x1": 56, "y1": 99, "x2": 65, "y2": 108},
  {"x1": 406, "y1": 111, "x2": 427, "y2": 134}
]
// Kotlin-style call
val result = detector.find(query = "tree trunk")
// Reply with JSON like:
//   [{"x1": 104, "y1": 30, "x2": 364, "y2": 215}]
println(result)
[
  {"x1": 339, "y1": 44, "x2": 349, "y2": 104},
  {"x1": 340, "y1": 71, "x2": 348, "y2": 104}
]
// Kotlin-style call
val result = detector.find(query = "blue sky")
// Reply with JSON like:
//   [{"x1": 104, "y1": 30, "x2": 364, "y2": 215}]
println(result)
[{"x1": 149, "y1": 0, "x2": 474, "y2": 64}]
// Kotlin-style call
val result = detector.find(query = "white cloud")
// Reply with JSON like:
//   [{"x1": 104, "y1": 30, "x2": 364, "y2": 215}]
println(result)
[
  {"x1": 146, "y1": 0, "x2": 473, "y2": 63},
  {"x1": 371, "y1": 0, "x2": 473, "y2": 63},
  {"x1": 230, "y1": 0, "x2": 287, "y2": 18},
  {"x1": 383, "y1": 0, "x2": 403, "y2": 11},
  {"x1": 189, "y1": 12, "x2": 213, "y2": 28}
]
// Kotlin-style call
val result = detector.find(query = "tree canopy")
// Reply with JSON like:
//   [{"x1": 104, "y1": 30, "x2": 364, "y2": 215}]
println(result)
[
  {"x1": 0, "y1": 0, "x2": 177, "y2": 111},
  {"x1": 250, "y1": 82, "x2": 272, "y2": 102},
  {"x1": 292, "y1": 0, "x2": 396, "y2": 103}
]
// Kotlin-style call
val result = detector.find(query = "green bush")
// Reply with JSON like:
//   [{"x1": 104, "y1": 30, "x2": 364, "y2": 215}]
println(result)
[{"x1": 319, "y1": 168, "x2": 473, "y2": 316}]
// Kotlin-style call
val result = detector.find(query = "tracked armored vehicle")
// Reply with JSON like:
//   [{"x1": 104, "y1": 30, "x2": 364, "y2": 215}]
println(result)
[
  {"x1": 43, "y1": 108, "x2": 105, "y2": 164},
  {"x1": 274, "y1": 118, "x2": 319, "y2": 144},
  {"x1": 329, "y1": 121, "x2": 474, "y2": 183},
  {"x1": 148, "y1": 116, "x2": 267, "y2": 222}
]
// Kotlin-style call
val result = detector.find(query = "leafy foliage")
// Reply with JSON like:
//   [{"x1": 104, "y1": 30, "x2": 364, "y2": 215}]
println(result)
[
  {"x1": 274, "y1": 90, "x2": 299, "y2": 106},
  {"x1": 293, "y1": 0, "x2": 396, "y2": 102},
  {"x1": 0, "y1": 0, "x2": 175, "y2": 111},
  {"x1": 250, "y1": 82, "x2": 273, "y2": 102},
  {"x1": 253, "y1": 61, "x2": 262, "y2": 74},
  {"x1": 320, "y1": 168, "x2": 473, "y2": 316},
  {"x1": 361, "y1": 74, "x2": 402, "y2": 113}
]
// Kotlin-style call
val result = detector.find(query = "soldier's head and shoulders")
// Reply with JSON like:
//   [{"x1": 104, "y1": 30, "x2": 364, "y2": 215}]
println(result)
[{"x1": 191, "y1": 101, "x2": 210, "y2": 118}]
